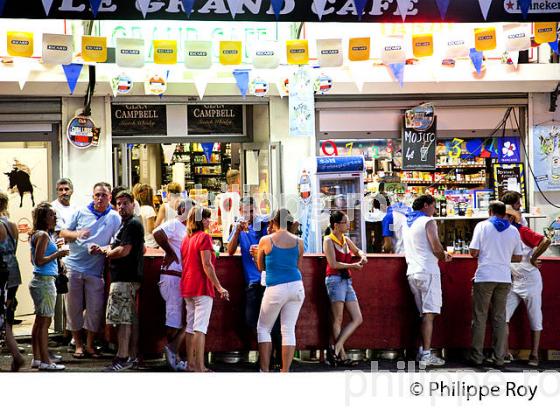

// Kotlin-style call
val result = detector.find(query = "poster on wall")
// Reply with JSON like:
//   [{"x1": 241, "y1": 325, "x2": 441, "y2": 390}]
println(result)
[
  {"x1": 533, "y1": 126, "x2": 560, "y2": 191},
  {"x1": 402, "y1": 105, "x2": 437, "y2": 170},
  {"x1": 67, "y1": 116, "x2": 100, "y2": 149},
  {"x1": 289, "y1": 67, "x2": 315, "y2": 137},
  {"x1": 493, "y1": 163, "x2": 527, "y2": 209},
  {"x1": 1, "y1": 149, "x2": 49, "y2": 316},
  {"x1": 111, "y1": 104, "x2": 167, "y2": 136}
]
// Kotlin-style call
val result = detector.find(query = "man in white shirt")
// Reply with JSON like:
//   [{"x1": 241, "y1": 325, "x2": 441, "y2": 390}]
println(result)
[
  {"x1": 215, "y1": 169, "x2": 241, "y2": 246},
  {"x1": 403, "y1": 195, "x2": 452, "y2": 367},
  {"x1": 51, "y1": 178, "x2": 77, "y2": 237},
  {"x1": 469, "y1": 201, "x2": 523, "y2": 367},
  {"x1": 153, "y1": 199, "x2": 193, "y2": 371}
]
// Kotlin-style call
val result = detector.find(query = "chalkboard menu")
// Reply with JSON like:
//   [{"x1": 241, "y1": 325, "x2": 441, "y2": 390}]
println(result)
[
  {"x1": 187, "y1": 104, "x2": 244, "y2": 136},
  {"x1": 493, "y1": 163, "x2": 527, "y2": 209},
  {"x1": 402, "y1": 117, "x2": 437, "y2": 171},
  {"x1": 111, "y1": 104, "x2": 167, "y2": 136}
]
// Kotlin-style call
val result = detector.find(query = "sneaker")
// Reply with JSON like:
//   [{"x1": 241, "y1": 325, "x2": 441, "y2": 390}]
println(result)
[
  {"x1": 49, "y1": 353, "x2": 63, "y2": 363},
  {"x1": 176, "y1": 361, "x2": 188, "y2": 371},
  {"x1": 104, "y1": 357, "x2": 133, "y2": 372},
  {"x1": 419, "y1": 352, "x2": 445, "y2": 367},
  {"x1": 415, "y1": 347, "x2": 424, "y2": 362},
  {"x1": 504, "y1": 353, "x2": 514, "y2": 364},
  {"x1": 163, "y1": 345, "x2": 177, "y2": 370},
  {"x1": 528, "y1": 355, "x2": 539, "y2": 367},
  {"x1": 38, "y1": 362, "x2": 65, "y2": 371},
  {"x1": 31, "y1": 359, "x2": 41, "y2": 369},
  {"x1": 127, "y1": 357, "x2": 140, "y2": 370}
]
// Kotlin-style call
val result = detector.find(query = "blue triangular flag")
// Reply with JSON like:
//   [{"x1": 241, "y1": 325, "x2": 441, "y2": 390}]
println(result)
[
  {"x1": 389, "y1": 63, "x2": 404, "y2": 87},
  {"x1": 233, "y1": 69, "x2": 250, "y2": 98},
  {"x1": 435, "y1": 0, "x2": 450, "y2": 20},
  {"x1": 550, "y1": 40, "x2": 559, "y2": 55},
  {"x1": 62, "y1": 64, "x2": 83, "y2": 95},
  {"x1": 353, "y1": 0, "x2": 367, "y2": 20},
  {"x1": 201, "y1": 143, "x2": 214, "y2": 163},
  {"x1": 519, "y1": 0, "x2": 531, "y2": 19},
  {"x1": 181, "y1": 0, "x2": 195, "y2": 17},
  {"x1": 469, "y1": 48, "x2": 483, "y2": 74},
  {"x1": 89, "y1": 0, "x2": 102, "y2": 17},
  {"x1": 271, "y1": 0, "x2": 284, "y2": 20},
  {"x1": 0, "y1": 0, "x2": 6, "y2": 16}
]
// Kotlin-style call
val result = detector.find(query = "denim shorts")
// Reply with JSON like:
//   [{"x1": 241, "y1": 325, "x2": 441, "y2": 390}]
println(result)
[{"x1": 325, "y1": 275, "x2": 358, "y2": 303}]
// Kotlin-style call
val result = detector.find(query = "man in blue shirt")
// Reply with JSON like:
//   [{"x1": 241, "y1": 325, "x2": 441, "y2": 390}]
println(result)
[
  {"x1": 227, "y1": 197, "x2": 280, "y2": 361},
  {"x1": 60, "y1": 182, "x2": 121, "y2": 359}
]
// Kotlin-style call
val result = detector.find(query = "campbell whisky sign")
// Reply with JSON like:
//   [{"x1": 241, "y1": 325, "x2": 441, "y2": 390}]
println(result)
[
  {"x1": 0, "y1": 0, "x2": 559, "y2": 22},
  {"x1": 111, "y1": 104, "x2": 167, "y2": 136}
]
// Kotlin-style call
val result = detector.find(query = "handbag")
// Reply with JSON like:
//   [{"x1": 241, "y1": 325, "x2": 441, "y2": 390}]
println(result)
[{"x1": 55, "y1": 260, "x2": 69, "y2": 294}]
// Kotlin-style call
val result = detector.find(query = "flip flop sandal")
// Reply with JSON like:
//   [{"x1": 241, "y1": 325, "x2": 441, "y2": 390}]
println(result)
[{"x1": 72, "y1": 351, "x2": 86, "y2": 359}]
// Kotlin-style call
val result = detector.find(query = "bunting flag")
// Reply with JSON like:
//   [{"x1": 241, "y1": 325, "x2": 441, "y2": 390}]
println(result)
[
  {"x1": 286, "y1": 40, "x2": 309, "y2": 65},
  {"x1": 275, "y1": 71, "x2": 289, "y2": 98},
  {"x1": 116, "y1": 38, "x2": 144, "y2": 68},
  {"x1": 227, "y1": 0, "x2": 243, "y2": 19},
  {"x1": 348, "y1": 37, "x2": 370, "y2": 61},
  {"x1": 7, "y1": 32, "x2": 34, "y2": 57},
  {"x1": 550, "y1": 40, "x2": 559, "y2": 55},
  {"x1": 62, "y1": 63, "x2": 83, "y2": 94},
  {"x1": 508, "y1": 50, "x2": 520, "y2": 68},
  {"x1": 353, "y1": 0, "x2": 367, "y2": 20},
  {"x1": 219, "y1": 41, "x2": 242, "y2": 65},
  {"x1": 181, "y1": 0, "x2": 195, "y2": 17},
  {"x1": 316, "y1": 39, "x2": 343, "y2": 67},
  {"x1": 82, "y1": 36, "x2": 107, "y2": 63},
  {"x1": 233, "y1": 69, "x2": 250, "y2": 97},
  {"x1": 110, "y1": 73, "x2": 133, "y2": 97},
  {"x1": 350, "y1": 61, "x2": 369, "y2": 92},
  {"x1": 193, "y1": 71, "x2": 211, "y2": 100},
  {"x1": 185, "y1": 41, "x2": 213, "y2": 69},
  {"x1": 145, "y1": 71, "x2": 168, "y2": 95},
  {"x1": 469, "y1": 48, "x2": 484, "y2": 74},
  {"x1": 0, "y1": 0, "x2": 6, "y2": 16},
  {"x1": 42, "y1": 33, "x2": 73, "y2": 65},
  {"x1": 381, "y1": 35, "x2": 405, "y2": 64},
  {"x1": 444, "y1": 30, "x2": 469, "y2": 58},
  {"x1": 271, "y1": 0, "x2": 284, "y2": 20},
  {"x1": 253, "y1": 41, "x2": 280, "y2": 69},
  {"x1": 15, "y1": 58, "x2": 32, "y2": 90},
  {"x1": 89, "y1": 0, "x2": 102, "y2": 17},
  {"x1": 201, "y1": 143, "x2": 215, "y2": 163},
  {"x1": 154, "y1": 40, "x2": 177, "y2": 65},
  {"x1": 396, "y1": 0, "x2": 412, "y2": 22},
  {"x1": 478, "y1": 0, "x2": 492, "y2": 21},
  {"x1": 313, "y1": 0, "x2": 329, "y2": 21},
  {"x1": 389, "y1": 63, "x2": 404, "y2": 87},
  {"x1": 519, "y1": 0, "x2": 531, "y2": 20},
  {"x1": 504, "y1": 23, "x2": 531, "y2": 52},
  {"x1": 412, "y1": 33, "x2": 434, "y2": 58},
  {"x1": 474, "y1": 27, "x2": 496, "y2": 51},
  {"x1": 41, "y1": 0, "x2": 54, "y2": 16},
  {"x1": 435, "y1": 0, "x2": 450, "y2": 20},
  {"x1": 534, "y1": 22, "x2": 557, "y2": 44},
  {"x1": 138, "y1": 0, "x2": 151, "y2": 18}
]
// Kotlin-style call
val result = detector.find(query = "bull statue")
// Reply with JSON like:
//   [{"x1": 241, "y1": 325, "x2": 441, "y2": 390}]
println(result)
[{"x1": 4, "y1": 168, "x2": 35, "y2": 208}]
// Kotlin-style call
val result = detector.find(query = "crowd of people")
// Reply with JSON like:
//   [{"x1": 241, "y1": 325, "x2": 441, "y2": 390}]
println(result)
[{"x1": 0, "y1": 177, "x2": 550, "y2": 372}]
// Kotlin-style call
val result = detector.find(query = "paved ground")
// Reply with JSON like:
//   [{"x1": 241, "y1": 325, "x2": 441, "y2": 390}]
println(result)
[{"x1": 1, "y1": 337, "x2": 559, "y2": 373}]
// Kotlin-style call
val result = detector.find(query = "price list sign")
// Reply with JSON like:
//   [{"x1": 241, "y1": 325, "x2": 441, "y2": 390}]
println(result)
[{"x1": 402, "y1": 116, "x2": 437, "y2": 171}]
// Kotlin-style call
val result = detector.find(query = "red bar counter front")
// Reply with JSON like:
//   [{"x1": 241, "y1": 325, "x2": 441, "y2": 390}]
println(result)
[{"x1": 138, "y1": 252, "x2": 560, "y2": 356}]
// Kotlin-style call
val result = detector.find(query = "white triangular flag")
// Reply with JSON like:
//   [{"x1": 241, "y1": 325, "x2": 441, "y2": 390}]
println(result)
[
  {"x1": 41, "y1": 0, "x2": 54, "y2": 16},
  {"x1": 509, "y1": 50, "x2": 520, "y2": 69},
  {"x1": 478, "y1": 0, "x2": 492, "y2": 21},
  {"x1": 193, "y1": 71, "x2": 211, "y2": 100},
  {"x1": 15, "y1": 58, "x2": 32, "y2": 90},
  {"x1": 226, "y1": 0, "x2": 243, "y2": 19},
  {"x1": 396, "y1": 0, "x2": 412, "y2": 22},
  {"x1": 350, "y1": 62, "x2": 368, "y2": 93},
  {"x1": 313, "y1": 0, "x2": 329, "y2": 21},
  {"x1": 161, "y1": 144, "x2": 177, "y2": 165},
  {"x1": 137, "y1": 0, "x2": 151, "y2": 18}
]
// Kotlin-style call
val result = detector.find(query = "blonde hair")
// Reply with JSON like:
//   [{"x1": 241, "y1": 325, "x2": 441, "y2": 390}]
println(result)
[
  {"x1": 166, "y1": 182, "x2": 182, "y2": 194},
  {"x1": 135, "y1": 184, "x2": 154, "y2": 207},
  {"x1": 226, "y1": 169, "x2": 240, "y2": 186}
]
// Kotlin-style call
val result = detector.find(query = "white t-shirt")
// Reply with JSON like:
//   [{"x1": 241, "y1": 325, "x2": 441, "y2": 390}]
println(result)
[
  {"x1": 154, "y1": 219, "x2": 186, "y2": 272},
  {"x1": 391, "y1": 211, "x2": 407, "y2": 254},
  {"x1": 511, "y1": 242, "x2": 541, "y2": 287},
  {"x1": 403, "y1": 216, "x2": 440, "y2": 276},
  {"x1": 470, "y1": 219, "x2": 523, "y2": 283},
  {"x1": 216, "y1": 191, "x2": 240, "y2": 244},
  {"x1": 140, "y1": 205, "x2": 158, "y2": 248},
  {"x1": 51, "y1": 199, "x2": 77, "y2": 233}
]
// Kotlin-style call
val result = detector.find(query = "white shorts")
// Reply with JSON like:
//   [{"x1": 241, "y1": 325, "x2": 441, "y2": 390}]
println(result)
[
  {"x1": 407, "y1": 273, "x2": 442, "y2": 315},
  {"x1": 185, "y1": 296, "x2": 213, "y2": 335},
  {"x1": 158, "y1": 274, "x2": 183, "y2": 329},
  {"x1": 505, "y1": 278, "x2": 543, "y2": 331}
]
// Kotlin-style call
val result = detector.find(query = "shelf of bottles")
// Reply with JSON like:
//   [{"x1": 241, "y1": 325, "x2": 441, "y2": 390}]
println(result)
[{"x1": 161, "y1": 143, "x2": 232, "y2": 193}]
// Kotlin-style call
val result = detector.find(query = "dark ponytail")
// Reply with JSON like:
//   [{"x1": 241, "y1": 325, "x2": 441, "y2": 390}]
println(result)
[{"x1": 271, "y1": 208, "x2": 294, "y2": 231}]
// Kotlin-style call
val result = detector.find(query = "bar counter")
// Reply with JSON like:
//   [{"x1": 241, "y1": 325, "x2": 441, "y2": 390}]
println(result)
[{"x1": 137, "y1": 251, "x2": 560, "y2": 356}]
